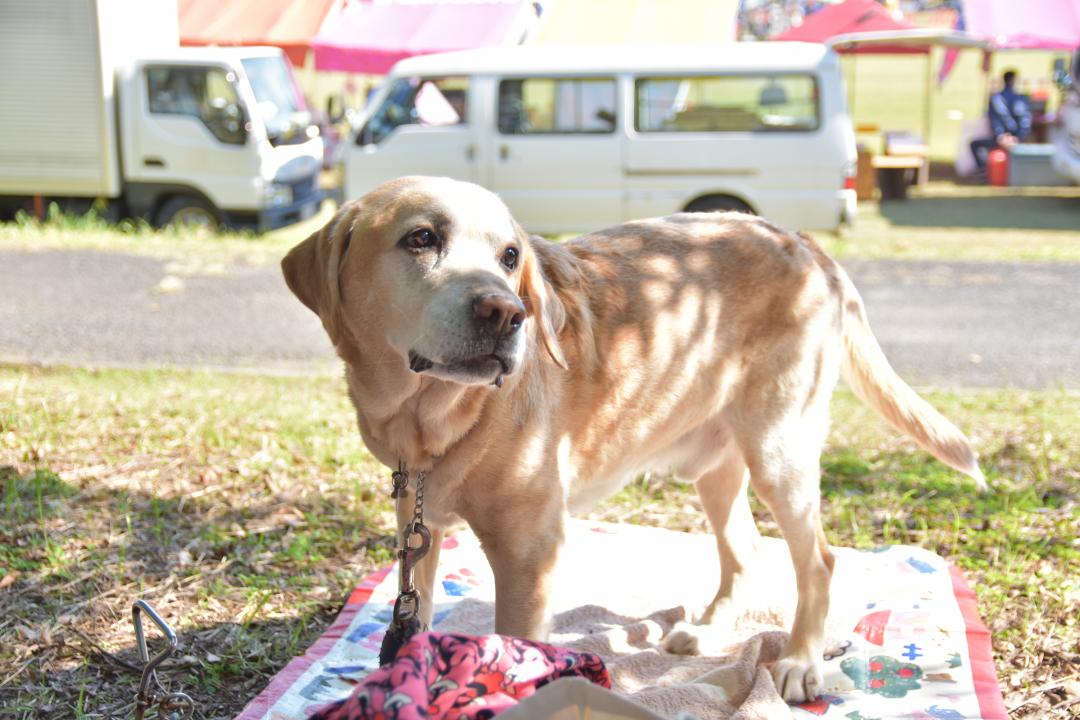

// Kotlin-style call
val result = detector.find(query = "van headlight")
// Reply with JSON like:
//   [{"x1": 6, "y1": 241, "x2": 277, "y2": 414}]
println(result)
[{"x1": 256, "y1": 179, "x2": 293, "y2": 208}]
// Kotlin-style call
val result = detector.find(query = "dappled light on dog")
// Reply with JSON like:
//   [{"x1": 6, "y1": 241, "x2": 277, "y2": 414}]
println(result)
[{"x1": 281, "y1": 176, "x2": 985, "y2": 705}]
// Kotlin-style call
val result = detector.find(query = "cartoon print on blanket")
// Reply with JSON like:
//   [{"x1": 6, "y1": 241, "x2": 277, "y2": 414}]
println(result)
[
  {"x1": 235, "y1": 521, "x2": 1007, "y2": 720},
  {"x1": 307, "y1": 632, "x2": 610, "y2": 720}
]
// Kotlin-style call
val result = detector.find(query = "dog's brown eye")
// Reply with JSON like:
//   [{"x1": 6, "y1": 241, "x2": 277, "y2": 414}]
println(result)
[
  {"x1": 501, "y1": 246, "x2": 519, "y2": 271},
  {"x1": 403, "y1": 228, "x2": 439, "y2": 251}
]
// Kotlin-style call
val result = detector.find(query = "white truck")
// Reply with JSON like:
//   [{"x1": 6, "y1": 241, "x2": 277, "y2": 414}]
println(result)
[{"x1": 0, "y1": 0, "x2": 323, "y2": 231}]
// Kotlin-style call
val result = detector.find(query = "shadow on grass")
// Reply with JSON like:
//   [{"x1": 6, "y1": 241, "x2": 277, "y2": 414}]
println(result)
[
  {"x1": 0, "y1": 464, "x2": 392, "y2": 720},
  {"x1": 878, "y1": 193, "x2": 1080, "y2": 231},
  {"x1": 0, "y1": 612, "x2": 341, "y2": 720}
]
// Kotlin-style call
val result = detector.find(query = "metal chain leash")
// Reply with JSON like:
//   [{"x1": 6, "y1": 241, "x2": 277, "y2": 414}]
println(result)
[
  {"x1": 379, "y1": 463, "x2": 431, "y2": 665},
  {"x1": 410, "y1": 470, "x2": 425, "y2": 536}
]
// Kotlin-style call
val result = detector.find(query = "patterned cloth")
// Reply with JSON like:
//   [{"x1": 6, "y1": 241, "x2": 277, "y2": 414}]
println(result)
[
  {"x1": 307, "y1": 632, "x2": 610, "y2": 720},
  {"x1": 236, "y1": 521, "x2": 1007, "y2": 720}
]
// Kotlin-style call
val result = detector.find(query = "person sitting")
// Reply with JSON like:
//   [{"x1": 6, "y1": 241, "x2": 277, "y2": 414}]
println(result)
[{"x1": 970, "y1": 69, "x2": 1032, "y2": 170}]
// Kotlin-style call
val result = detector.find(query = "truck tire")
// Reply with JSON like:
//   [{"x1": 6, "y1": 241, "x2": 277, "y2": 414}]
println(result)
[
  {"x1": 155, "y1": 196, "x2": 220, "y2": 231},
  {"x1": 685, "y1": 195, "x2": 754, "y2": 215}
]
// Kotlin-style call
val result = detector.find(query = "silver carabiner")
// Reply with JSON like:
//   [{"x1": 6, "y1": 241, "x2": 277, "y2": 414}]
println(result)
[{"x1": 398, "y1": 521, "x2": 432, "y2": 594}]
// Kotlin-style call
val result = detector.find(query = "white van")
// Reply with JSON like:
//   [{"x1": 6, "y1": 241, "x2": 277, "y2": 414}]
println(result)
[{"x1": 345, "y1": 43, "x2": 856, "y2": 234}]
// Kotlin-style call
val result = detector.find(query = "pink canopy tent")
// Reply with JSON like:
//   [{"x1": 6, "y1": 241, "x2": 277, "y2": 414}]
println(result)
[
  {"x1": 938, "y1": 0, "x2": 1079, "y2": 90},
  {"x1": 962, "y1": 0, "x2": 1080, "y2": 50},
  {"x1": 178, "y1": 0, "x2": 340, "y2": 66},
  {"x1": 312, "y1": 0, "x2": 536, "y2": 74},
  {"x1": 774, "y1": 0, "x2": 926, "y2": 53},
  {"x1": 773, "y1": 0, "x2": 989, "y2": 143}
]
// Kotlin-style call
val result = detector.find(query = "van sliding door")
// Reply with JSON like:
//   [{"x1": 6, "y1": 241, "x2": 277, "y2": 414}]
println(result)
[{"x1": 488, "y1": 76, "x2": 622, "y2": 235}]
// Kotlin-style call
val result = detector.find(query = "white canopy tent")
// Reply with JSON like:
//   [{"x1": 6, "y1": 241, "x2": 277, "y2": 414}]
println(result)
[{"x1": 827, "y1": 29, "x2": 992, "y2": 146}]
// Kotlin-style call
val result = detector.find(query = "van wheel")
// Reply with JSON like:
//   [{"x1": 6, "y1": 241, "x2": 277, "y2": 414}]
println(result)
[
  {"x1": 685, "y1": 195, "x2": 754, "y2": 215},
  {"x1": 156, "y1": 196, "x2": 220, "y2": 231}
]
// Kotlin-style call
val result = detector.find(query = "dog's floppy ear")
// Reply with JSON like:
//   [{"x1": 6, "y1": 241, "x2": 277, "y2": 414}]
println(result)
[
  {"x1": 281, "y1": 202, "x2": 358, "y2": 345},
  {"x1": 519, "y1": 233, "x2": 569, "y2": 370}
]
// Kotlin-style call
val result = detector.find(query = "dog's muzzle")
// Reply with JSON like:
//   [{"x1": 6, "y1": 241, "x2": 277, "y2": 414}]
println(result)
[{"x1": 408, "y1": 287, "x2": 525, "y2": 387}]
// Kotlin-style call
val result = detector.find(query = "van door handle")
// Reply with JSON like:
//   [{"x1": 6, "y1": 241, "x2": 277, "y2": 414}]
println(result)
[
  {"x1": 465, "y1": 144, "x2": 476, "y2": 162},
  {"x1": 498, "y1": 144, "x2": 509, "y2": 161},
  {"x1": 143, "y1": 157, "x2": 165, "y2": 168}
]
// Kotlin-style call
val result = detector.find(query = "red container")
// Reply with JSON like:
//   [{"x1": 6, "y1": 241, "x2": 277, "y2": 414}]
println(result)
[{"x1": 987, "y1": 148, "x2": 1009, "y2": 186}]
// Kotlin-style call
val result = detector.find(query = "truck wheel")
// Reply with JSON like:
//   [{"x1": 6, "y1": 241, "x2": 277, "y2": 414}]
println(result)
[
  {"x1": 685, "y1": 195, "x2": 754, "y2": 215},
  {"x1": 156, "y1": 196, "x2": 220, "y2": 231}
]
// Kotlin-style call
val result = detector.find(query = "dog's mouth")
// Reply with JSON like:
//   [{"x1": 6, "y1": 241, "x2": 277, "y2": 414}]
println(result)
[{"x1": 408, "y1": 350, "x2": 512, "y2": 388}]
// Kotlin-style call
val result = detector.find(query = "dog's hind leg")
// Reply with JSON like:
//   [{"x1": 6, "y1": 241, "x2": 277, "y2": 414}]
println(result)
[
  {"x1": 662, "y1": 445, "x2": 759, "y2": 655},
  {"x1": 741, "y1": 415, "x2": 834, "y2": 704}
]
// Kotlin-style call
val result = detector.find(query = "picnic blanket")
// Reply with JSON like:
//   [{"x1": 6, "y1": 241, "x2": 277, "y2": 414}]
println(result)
[{"x1": 236, "y1": 520, "x2": 1007, "y2": 720}]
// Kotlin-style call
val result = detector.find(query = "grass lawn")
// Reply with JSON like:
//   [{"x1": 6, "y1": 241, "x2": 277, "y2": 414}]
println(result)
[
  {"x1": 823, "y1": 182, "x2": 1080, "y2": 263},
  {"x1": 0, "y1": 201, "x2": 336, "y2": 269},
  {"x1": 1, "y1": 365, "x2": 1077, "y2": 718}
]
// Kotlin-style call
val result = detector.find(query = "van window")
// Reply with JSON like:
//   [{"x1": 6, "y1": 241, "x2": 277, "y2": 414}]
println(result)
[
  {"x1": 498, "y1": 78, "x2": 616, "y2": 134},
  {"x1": 362, "y1": 76, "x2": 469, "y2": 145},
  {"x1": 635, "y1": 75, "x2": 818, "y2": 133},
  {"x1": 147, "y1": 66, "x2": 246, "y2": 145}
]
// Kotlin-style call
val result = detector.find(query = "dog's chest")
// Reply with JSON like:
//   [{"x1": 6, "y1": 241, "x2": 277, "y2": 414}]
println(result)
[{"x1": 565, "y1": 418, "x2": 733, "y2": 514}]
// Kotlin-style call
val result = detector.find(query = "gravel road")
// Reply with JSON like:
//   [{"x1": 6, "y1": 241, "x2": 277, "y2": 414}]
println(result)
[{"x1": 1, "y1": 248, "x2": 1077, "y2": 388}]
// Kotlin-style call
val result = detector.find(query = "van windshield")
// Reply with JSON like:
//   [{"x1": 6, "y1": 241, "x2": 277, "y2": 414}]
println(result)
[
  {"x1": 360, "y1": 76, "x2": 469, "y2": 145},
  {"x1": 241, "y1": 56, "x2": 314, "y2": 146}
]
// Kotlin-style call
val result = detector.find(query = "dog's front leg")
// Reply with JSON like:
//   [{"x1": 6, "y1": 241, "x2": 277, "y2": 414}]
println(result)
[
  {"x1": 475, "y1": 504, "x2": 565, "y2": 640},
  {"x1": 395, "y1": 492, "x2": 444, "y2": 631}
]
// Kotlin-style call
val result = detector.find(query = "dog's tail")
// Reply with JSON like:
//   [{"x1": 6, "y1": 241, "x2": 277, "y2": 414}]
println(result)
[{"x1": 837, "y1": 268, "x2": 986, "y2": 490}]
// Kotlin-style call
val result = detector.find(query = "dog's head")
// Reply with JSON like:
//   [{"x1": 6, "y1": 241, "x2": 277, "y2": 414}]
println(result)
[{"x1": 282, "y1": 176, "x2": 567, "y2": 388}]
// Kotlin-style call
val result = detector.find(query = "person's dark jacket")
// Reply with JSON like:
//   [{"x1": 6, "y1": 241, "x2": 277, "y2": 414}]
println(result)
[{"x1": 988, "y1": 88, "x2": 1032, "y2": 140}]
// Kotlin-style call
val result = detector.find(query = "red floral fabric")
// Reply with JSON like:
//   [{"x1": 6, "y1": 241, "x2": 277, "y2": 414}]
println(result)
[{"x1": 307, "y1": 631, "x2": 610, "y2": 720}]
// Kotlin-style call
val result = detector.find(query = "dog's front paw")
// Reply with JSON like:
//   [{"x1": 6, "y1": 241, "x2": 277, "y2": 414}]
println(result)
[
  {"x1": 771, "y1": 652, "x2": 824, "y2": 703},
  {"x1": 661, "y1": 621, "x2": 703, "y2": 655}
]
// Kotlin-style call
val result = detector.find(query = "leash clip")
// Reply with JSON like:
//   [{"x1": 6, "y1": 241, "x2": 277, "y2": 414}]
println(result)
[{"x1": 397, "y1": 521, "x2": 432, "y2": 595}]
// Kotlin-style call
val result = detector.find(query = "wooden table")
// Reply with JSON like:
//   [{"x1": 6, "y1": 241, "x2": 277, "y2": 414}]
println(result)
[{"x1": 872, "y1": 155, "x2": 924, "y2": 200}]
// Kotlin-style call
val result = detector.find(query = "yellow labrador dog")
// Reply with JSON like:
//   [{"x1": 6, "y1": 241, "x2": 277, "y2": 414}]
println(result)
[{"x1": 283, "y1": 176, "x2": 983, "y2": 703}]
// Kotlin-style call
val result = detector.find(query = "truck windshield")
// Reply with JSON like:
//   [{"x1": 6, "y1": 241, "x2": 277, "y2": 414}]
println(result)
[{"x1": 241, "y1": 56, "x2": 314, "y2": 146}]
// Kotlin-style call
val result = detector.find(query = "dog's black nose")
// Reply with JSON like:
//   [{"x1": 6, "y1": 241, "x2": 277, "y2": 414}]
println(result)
[{"x1": 474, "y1": 291, "x2": 526, "y2": 338}]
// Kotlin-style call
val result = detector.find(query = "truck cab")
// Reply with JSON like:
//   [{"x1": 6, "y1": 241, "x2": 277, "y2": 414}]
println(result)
[
  {"x1": 119, "y1": 47, "x2": 323, "y2": 231},
  {"x1": 0, "y1": 0, "x2": 322, "y2": 232}
]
